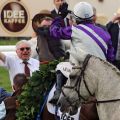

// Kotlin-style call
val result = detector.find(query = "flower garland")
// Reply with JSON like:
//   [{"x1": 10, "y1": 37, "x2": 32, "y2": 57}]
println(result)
[{"x1": 16, "y1": 60, "x2": 61, "y2": 120}]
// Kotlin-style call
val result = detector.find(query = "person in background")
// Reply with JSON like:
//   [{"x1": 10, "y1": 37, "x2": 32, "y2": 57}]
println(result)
[
  {"x1": 51, "y1": 0, "x2": 65, "y2": 18},
  {"x1": 106, "y1": 9, "x2": 120, "y2": 70},
  {"x1": 0, "y1": 40, "x2": 39, "y2": 86},
  {"x1": 93, "y1": 6, "x2": 107, "y2": 31},
  {"x1": 32, "y1": 9, "x2": 65, "y2": 63},
  {"x1": 0, "y1": 88, "x2": 12, "y2": 120},
  {"x1": 0, "y1": 101, "x2": 6, "y2": 120},
  {"x1": 0, "y1": 87, "x2": 11, "y2": 104},
  {"x1": 49, "y1": 2, "x2": 114, "y2": 104},
  {"x1": 5, "y1": 73, "x2": 28, "y2": 120},
  {"x1": 51, "y1": 0, "x2": 71, "y2": 51},
  {"x1": 0, "y1": 73, "x2": 28, "y2": 120},
  {"x1": 51, "y1": 0, "x2": 69, "y2": 26}
]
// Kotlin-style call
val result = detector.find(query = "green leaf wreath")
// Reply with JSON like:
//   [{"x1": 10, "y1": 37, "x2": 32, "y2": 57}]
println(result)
[{"x1": 16, "y1": 60, "x2": 61, "y2": 120}]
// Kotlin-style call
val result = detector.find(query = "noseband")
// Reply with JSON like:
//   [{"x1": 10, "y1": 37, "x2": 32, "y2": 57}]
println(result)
[{"x1": 61, "y1": 54, "x2": 93, "y2": 106}]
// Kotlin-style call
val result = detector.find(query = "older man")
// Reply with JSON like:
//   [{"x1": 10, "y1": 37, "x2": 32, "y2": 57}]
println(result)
[{"x1": 0, "y1": 40, "x2": 39, "y2": 86}]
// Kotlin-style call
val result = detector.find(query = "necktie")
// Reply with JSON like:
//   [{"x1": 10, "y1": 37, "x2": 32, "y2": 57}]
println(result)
[{"x1": 23, "y1": 61, "x2": 30, "y2": 77}]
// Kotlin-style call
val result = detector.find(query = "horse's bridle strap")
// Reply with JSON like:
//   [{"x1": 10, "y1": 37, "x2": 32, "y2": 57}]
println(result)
[
  {"x1": 80, "y1": 54, "x2": 93, "y2": 96},
  {"x1": 82, "y1": 98, "x2": 120, "y2": 105},
  {"x1": 61, "y1": 54, "x2": 93, "y2": 106}
]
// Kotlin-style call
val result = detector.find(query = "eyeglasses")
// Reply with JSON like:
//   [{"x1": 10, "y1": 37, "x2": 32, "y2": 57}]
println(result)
[{"x1": 19, "y1": 47, "x2": 31, "y2": 51}]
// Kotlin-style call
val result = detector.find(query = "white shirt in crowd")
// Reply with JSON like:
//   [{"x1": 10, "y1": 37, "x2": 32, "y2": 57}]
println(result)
[
  {"x1": 4, "y1": 55, "x2": 39, "y2": 85},
  {"x1": 0, "y1": 101, "x2": 6, "y2": 120}
]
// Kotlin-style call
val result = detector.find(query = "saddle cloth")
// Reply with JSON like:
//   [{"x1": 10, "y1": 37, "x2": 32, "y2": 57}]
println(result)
[{"x1": 47, "y1": 84, "x2": 81, "y2": 120}]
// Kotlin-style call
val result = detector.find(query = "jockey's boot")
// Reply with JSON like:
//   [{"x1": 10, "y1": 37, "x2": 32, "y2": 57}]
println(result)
[{"x1": 49, "y1": 90, "x2": 61, "y2": 105}]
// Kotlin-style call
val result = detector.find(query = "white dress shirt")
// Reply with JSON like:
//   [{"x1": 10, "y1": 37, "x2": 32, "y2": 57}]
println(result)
[{"x1": 4, "y1": 55, "x2": 40, "y2": 85}]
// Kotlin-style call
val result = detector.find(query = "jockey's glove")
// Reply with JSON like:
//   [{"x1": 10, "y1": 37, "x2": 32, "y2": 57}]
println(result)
[{"x1": 58, "y1": 2, "x2": 71, "y2": 19}]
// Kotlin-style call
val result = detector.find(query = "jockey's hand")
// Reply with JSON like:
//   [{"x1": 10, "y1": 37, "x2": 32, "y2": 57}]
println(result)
[
  {"x1": 36, "y1": 26, "x2": 49, "y2": 36},
  {"x1": 58, "y1": 2, "x2": 71, "y2": 19}
]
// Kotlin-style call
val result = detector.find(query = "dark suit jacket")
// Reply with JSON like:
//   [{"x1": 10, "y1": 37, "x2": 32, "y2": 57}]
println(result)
[
  {"x1": 106, "y1": 22, "x2": 120, "y2": 69},
  {"x1": 106, "y1": 21, "x2": 119, "y2": 56},
  {"x1": 51, "y1": 9, "x2": 59, "y2": 18},
  {"x1": 51, "y1": 9, "x2": 69, "y2": 27}
]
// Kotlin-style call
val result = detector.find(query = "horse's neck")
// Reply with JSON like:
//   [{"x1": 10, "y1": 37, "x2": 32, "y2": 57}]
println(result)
[
  {"x1": 92, "y1": 58, "x2": 120, "y2": 120},
  {"x1": 79, "y1": 56, "x2": 98, "y2": 99},
  {"x1": 80, "y1": 56, "x2": 120, "y2": 120},
  {"x1": 81, "y1": 56, "x2": 120, "y2": 100}
]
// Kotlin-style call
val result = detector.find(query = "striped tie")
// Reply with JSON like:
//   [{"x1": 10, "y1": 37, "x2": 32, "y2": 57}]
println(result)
[{"x1": 23, "y1": 61, "x2": 30, "y2": 77}]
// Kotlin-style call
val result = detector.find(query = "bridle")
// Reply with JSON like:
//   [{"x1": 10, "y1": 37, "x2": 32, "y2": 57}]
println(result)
[
  {"x1": 61, "y1": 54, "x2": 120, "y2": 107},
  {"x1": 61, "y1": 54, "x2": 93, "y2": 107}
]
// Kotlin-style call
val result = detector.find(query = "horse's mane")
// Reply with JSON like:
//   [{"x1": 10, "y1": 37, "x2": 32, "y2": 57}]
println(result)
[{"x1": 92, "y1": 55, "x2": 120, "y2": 76}]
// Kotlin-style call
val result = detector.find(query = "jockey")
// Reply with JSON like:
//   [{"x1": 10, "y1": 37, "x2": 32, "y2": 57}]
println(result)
[{"x1": 49, "y1": 2, "x2": 114, "y2": 104}]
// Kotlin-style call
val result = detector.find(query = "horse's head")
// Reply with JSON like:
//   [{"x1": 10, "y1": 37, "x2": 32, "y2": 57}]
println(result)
[
  {"x1": 58, "y1": 55, "x2": 95, "y2": 114},
  {"x1": 58, "y1": 69, "x2": 85, "y2": 115}
]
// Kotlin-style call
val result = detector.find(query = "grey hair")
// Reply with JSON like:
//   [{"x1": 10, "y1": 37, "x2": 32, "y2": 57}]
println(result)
[{"x1": 16, "y1": 40, "x2": 31, "y2": 49}]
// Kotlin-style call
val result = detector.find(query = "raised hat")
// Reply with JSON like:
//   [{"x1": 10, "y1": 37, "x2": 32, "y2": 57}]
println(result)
[
  {"x1": 32, "y1": 9, "x2": 53, "y2": 32},
  {"x1": 39, "y1": 9, "x2": 53, "y2": 17}
]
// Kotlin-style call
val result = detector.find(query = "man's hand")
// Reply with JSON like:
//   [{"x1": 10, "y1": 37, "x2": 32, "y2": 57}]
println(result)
[{"x1": 112, "y1": 14, "x2": 120, "y2": 23}]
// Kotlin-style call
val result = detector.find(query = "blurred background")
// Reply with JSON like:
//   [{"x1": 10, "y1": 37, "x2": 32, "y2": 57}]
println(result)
[{"x1": 0, "y1": 0, "x2": 120, "y2": 91}]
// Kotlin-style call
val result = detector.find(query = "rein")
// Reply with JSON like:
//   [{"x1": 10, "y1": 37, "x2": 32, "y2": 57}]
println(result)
[{"x1": 82, "y1": 98, "x2": 120, "y2": 105}]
